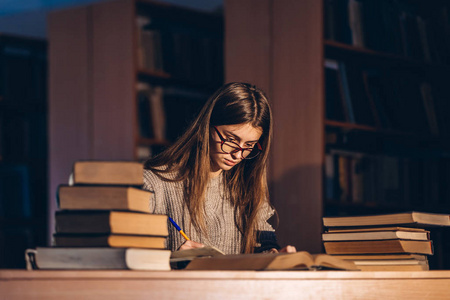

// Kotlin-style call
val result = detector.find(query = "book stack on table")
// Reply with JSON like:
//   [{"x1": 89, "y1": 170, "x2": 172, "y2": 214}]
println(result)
[
  {"x1": 26, "y1": 161, "x2": 171, "y2": 271},
  {"x1": 322, "y1": 212, "x2": 450, "y2": 271}
]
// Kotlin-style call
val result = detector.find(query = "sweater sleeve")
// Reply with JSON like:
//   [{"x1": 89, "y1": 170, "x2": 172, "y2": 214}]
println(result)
[
  {"x1": 254, "y1": 231, "x2": 280, "y2": 253},
  {"x1": 254, "y1": 200, "x2": 280, "y2": 252},
  {"x1": 256, "y1": 200, "x2": 276, "y2": 232}
]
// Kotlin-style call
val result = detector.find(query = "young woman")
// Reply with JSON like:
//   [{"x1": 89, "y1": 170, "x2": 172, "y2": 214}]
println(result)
[{"x1": 143, "y1": 82, "x2": 295, "y2": 254}]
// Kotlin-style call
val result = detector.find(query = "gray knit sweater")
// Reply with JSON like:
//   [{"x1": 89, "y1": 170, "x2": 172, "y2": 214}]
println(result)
[{"x1": 143, "y1": 169, "x2": 276, "y2": 254}]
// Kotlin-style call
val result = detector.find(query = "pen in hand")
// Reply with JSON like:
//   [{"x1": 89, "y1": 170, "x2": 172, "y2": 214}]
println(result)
[{"x1": 168, "y1": 217, "x2": 190, "y2": 241}]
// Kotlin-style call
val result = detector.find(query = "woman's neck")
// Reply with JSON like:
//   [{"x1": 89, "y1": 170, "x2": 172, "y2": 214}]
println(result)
[{"x1": 210, "y1": 168, "x2": 222, "y2": 178}]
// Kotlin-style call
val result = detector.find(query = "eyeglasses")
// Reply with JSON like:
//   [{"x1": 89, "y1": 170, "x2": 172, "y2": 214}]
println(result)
[{"x1": 213, "y1": 126, "x2": 262, "y2": 159}]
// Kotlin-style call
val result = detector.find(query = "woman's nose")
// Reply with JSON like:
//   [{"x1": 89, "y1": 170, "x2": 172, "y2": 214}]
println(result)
[{"x1": 231, "y1": 149, "x2": 243, "y2": 160}]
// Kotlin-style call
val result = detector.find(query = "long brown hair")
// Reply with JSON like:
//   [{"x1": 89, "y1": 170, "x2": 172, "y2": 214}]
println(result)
[{"x1": 144, "y1": 82, "x2": 273, "y2": 253}]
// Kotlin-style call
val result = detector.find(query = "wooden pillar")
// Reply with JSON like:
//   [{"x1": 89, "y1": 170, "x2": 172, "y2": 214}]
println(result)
[
  {"x1": 48, "y1": 7, "x2": 92, "y2": 243},
  {"x1": 224, "y1": 0, "x2": 272, "y2": 95},
  {"x1": 48, "y1": 0, "x2": 135, "y2": 242},
  {"x1": 225, "y1": 0, "x2": 324, "y2": 252}
]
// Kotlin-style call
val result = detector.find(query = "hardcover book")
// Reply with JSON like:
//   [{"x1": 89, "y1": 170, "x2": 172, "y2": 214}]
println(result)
[
  {"x1": 330, "y1": 253, "x2": 430, "y2": 271},
  {"x1": 53, "y1": 234, "x2": 166, "y2": 249},
  {"x1": 323, "y1": 239, "x2": 433, "y2": 255},
  {"x1": 55, "y1": 210, "x2": 168, "y2": 236},
  {"x1": 356, "y1": 264, "x2": 428, "y2": 271},
  {"x1": 26, "y1": 247, "x2": 171, "y2": 270},
  {"x1": 331, "y1": 253, "x2": 427, "y2": 261},
  {"x1": 72, "y1": 161, "x2": 144, "y2": 186},
  {"x1": 323, "y1": 228, "x2": 430, "y2": 241},
  {"x1": 58, "y1": 185, "x2": 153, "y2": 213},
  {"x1": 323, "y1": 212, "x2": 450, "y2": 228}
]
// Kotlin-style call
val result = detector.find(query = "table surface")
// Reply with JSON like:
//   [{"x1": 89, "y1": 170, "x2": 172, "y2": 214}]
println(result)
[
  {"x1": 2, "y1": 269, "x2": 450, "y2": 279},
  {"x1": 2, "y1": 270, "x2": 450, "y2": 299}
]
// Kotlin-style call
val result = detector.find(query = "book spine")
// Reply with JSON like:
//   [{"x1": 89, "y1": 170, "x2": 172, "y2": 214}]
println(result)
[{"x1": 337, "y1": 62, "x2": 355, "y2": 123}]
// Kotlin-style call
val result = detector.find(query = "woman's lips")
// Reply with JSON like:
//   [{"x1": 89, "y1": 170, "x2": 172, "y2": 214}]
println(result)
[{"x1": 224, "y1": 159, "x2": 237, "y2": 166}]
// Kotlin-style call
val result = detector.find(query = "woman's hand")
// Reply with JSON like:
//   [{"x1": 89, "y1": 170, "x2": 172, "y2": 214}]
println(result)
[
  {"x1": 268, "y1": 245, "x2": 297, "y2": 253},
  {"x1": 279, "y1": 245, "x2": 297, "y2": 253},
  {"x1": 178, "y1": 240, "x2": 205, "y2": 250}
]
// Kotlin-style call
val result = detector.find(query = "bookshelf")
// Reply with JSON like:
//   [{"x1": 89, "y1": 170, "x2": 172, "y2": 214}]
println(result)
[
  {"x1": 322, "y1": 1, "x2": 450, "y2": 269},
  {"x1": 48, "y1": 0, "x2": 223, "y2": 242},
  {"x1": 225, "y1": 0, "x2": 450, "y2": 261},
  {"x1": 0, "y1": 34, "x2": 48, "y2": 268},
  {"x1": 322, "y1": 0, "x2": 450, "y2": 215}
]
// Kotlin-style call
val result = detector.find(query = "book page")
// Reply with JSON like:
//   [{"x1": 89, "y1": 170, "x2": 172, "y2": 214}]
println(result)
[{"x1": 170, "y1": 245, "x2": 225, "y2": 262}]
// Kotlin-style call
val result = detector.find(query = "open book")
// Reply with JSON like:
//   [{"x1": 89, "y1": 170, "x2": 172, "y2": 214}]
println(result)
[
  {"x1": 185, "y1": 251, "x2": 358, "y2": 271},
  {"x1": 170, "y1": 245, "x2": 225, "y2": 262},
  {"x1": 170, "y1": 245, "x2": 225, "y2": 269}
]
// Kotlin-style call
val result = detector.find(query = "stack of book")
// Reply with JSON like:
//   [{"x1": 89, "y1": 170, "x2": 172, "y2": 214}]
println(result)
[
  {"x1": 27, "y1": 161, "x2": 171, "y2": 271},
  {"x1": 322, "y1": 211, "x2": 450, "y2": 271}
]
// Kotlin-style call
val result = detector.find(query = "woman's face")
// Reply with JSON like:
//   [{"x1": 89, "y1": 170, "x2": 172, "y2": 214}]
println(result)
[{"x1": 209, "y1": 123, "x2": 263, "y2": 174}]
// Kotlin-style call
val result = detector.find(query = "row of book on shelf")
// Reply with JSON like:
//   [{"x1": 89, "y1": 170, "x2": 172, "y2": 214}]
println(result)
[
  {"x1": 26, "y1": 160, "x2": 450, "y2": 271},
  {"x1": 324, "y1": 0, "x2": 450, "y2": 63},
  {"x1": 325, "y1": 149, "x2": 450, "y2": 207},
  {"x1": 136, "y1": 83, "x2": 208, "y2": 159},
  {"x1": 0, "y1": 164, "x2": 32, "y2": 219},
  {"x1": 135, "y1": 15, "x2": 223, "y2": 84},
  {"x1": 325, "y1": 59, "x2": 449, "y2": 137},
  {"x1": 137, "y1": 83, "x2": 166, "y2": 141}
]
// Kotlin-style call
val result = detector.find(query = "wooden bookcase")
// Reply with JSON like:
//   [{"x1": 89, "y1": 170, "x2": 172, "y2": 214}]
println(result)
[
  {"x1": 48, "y1": 0, "x2": 223, "y2": 241},
  {"x1": 225, "y1": 0, "x2": 450, "y2": 261},
  {"x1": 323, "y1": 1, "x2": 450, "y2": 216},
  {"x1": 0, "y1": 34, "x2": 48, "y2": 268}
]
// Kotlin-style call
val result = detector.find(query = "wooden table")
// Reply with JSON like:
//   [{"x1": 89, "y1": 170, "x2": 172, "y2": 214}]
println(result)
[{"x1": 1, "y1": 270, "x2": 450, "y2": 299}]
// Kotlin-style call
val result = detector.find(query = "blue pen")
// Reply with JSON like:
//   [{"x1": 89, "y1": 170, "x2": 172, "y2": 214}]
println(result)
[{"x1": 168, "y1": 217, "x2": 190, "y2": 241}]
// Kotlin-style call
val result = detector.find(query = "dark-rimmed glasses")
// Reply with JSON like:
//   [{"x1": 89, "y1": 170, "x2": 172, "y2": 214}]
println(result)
[{"x1": 213, "y1": 126, "x2": 262, "y2": 159}]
